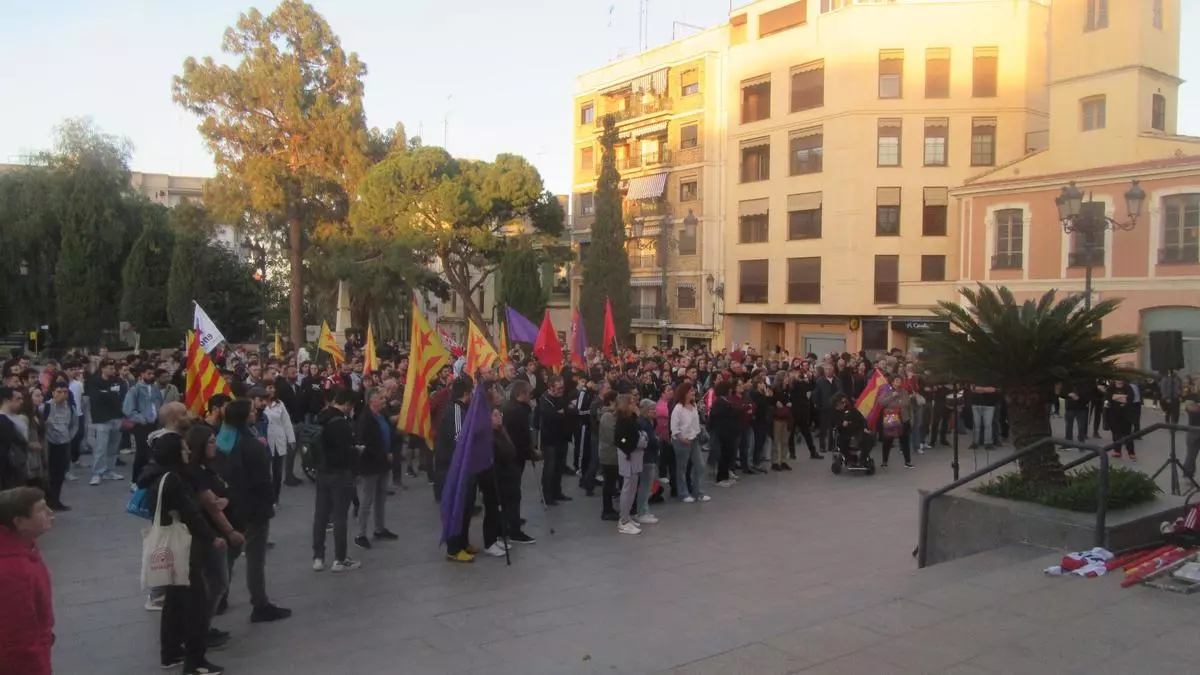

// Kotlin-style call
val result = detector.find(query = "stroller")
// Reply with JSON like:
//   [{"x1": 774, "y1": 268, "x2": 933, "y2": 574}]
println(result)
[{"x1": 830, "y1": 431, "x2": 877, "y2": 476}]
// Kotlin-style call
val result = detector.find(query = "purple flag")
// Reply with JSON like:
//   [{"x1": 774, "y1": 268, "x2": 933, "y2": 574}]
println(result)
[
  {"x1": 505, "y1": 306, "x2": 540, "y2": 344},
  {"x1": 439, "y1": 382, "x2": 495, "y2": 544}
]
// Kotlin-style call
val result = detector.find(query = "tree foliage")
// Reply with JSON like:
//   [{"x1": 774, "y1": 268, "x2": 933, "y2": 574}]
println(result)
[
  {"x1": 919, "y1": 285, "x2": 1141, "y2": 485},
  {"x1": 173, "y1": 0, "x2": 370, "y2": 349},
  {"x1": 120, "y1": 201, "x2": 175, "y2": 331},
  {"x1": 497, "y1": 242, "x2": 547, "y2": 321},
  {"x1": 578, "y1": 115, "x2": 630, "y2": 346},
  {"x1": 0, "y1": 167, "x2": 65, "y2": 334}
]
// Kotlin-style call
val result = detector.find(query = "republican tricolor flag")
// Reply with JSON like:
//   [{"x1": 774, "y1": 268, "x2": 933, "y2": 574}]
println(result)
[{"x1": 855, "y1": 369, "x2": 890, "y2": 431}]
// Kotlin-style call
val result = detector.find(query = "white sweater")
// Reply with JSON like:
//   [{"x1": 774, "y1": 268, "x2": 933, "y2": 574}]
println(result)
[{"x1": 670, "y1": 403, "x2": 701, "y2": 442}]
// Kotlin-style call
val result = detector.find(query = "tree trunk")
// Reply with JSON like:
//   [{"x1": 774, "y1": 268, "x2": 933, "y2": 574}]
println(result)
[
  {"x1": 288, "y1": 216, "x2": 304, "y2": 350},
  {"x1": 442, "y1": 255, "x2": 493, "y2": 342},
  {"x1": 1007, "y1": 386, "x2": 1066, "y2": 486}
]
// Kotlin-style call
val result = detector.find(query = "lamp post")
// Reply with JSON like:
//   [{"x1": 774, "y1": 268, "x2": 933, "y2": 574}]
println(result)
[{"x1": 1055, "y1": 180, "x2": 1145, "y2": 312}]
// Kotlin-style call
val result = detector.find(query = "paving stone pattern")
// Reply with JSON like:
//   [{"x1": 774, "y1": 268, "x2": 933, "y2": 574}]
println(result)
[{"x1": 44, "y1": 412, "x2": 1199, "y2": 674}]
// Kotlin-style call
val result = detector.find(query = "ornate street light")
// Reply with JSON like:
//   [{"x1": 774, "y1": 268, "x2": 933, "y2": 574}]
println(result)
[{"x1": 1054, "y1": 180, "x2": 1144, "y2": 311}]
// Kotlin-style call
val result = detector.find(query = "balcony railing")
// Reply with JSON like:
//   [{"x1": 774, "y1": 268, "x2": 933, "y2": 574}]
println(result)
[
  {"x1": 991, "y1": 252, "x2": 1023, "y2": 269},
  {"x1": 1067, "y1": 249, "x2": 1105, "y2": 267},
  {"x1": 625, "y1": 200, "x2": 673, "y2": 221},
  {"x1": 617, "y1": 149, "x2": 674, "y2": 171},
  {"x1": 629, "y1": 253, "x2": 660, "y2": 270},
  {"x1": 631, "y1": 304, "x2": 663, "y2": 321},
  {"x1": 595, "y1": 97, "x2": 673, "y2": 127},
  {"x1": 1159, "y1": 245, "x2": 1200, "y2": 264}
]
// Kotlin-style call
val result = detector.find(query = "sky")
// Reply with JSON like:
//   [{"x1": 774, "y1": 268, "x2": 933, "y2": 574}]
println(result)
[{"x1": 1, "y1": 0, "x2": 1198, "y2": 196}]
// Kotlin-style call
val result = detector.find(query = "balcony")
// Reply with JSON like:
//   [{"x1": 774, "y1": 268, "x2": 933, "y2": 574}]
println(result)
[
  {"x1": 991, "y1": 252, "x2": 1023, "y2": 270},
  {"x1": 631, "y1": 304, "x2": 663, "y2": 322},
  {"x1": 1067, "y1": 249, "x2": 1105, "y2": 267},
  {"x1": 617, "y1": 149, "x2": 674, "y2": 172},
  {"x1": 629, "y1": 251, "x2": 661, "y2": 270},
  {"x1": 595, "y1": 96, "x2": 672, "y2": 127},
  {"x1": 1159, "y1": 245, "x2": 1200, "y2": 264},
  {"x1": 625, "y1": 200, "x2": 673, "y2": 222}
]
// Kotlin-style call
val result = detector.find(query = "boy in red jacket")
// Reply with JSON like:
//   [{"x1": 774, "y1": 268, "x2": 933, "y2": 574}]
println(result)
[{"x1": 0, "y1": 486, "x2": 55, "y2": 675}]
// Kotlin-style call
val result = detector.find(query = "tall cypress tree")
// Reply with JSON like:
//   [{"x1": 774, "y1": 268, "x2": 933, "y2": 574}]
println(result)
[
  {"x1": 497, "y1": 243, "x2": 547, "y2": 322},
  {"x1": 120, "y1": 201, "x2": 174, "y2": 332},
  {"x1": 166, "y1": 202, "x2": 216, "y2": 334},
  {"x1": 579, "y1": 115, "x2": 630, "y2": 346}
]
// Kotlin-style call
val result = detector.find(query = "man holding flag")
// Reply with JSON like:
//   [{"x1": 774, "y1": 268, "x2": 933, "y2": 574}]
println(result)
[{"x1": 440, "y1": 381, "x2": 505, "y2": 562}]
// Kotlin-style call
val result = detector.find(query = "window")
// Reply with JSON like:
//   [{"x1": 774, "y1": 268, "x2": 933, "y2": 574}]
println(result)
[
  {"x1": 1086, "y1": 0, "x2": 1108, "y2": 31},
  {"x1": 874, "y1": 255, "x2": 899, "y2": 304},
  {"x1": 973, "y1": 47, "x2": 998, "y2": 98},
  {"x1": 877, "y1": 118, "x2": 902, "y2": 167},
  {"x1": 862, "y1": 319, "x2": 889, "y2": 352},
  {"x1": 878, "y1": 49, "x2": 904, "y2": 99},
  {"x1": 678, "y1": 218, "x2": 698, "y2": 255},
  {"x1": 993, "y1": 208, "x2": 1024, "y2": 268},
  {"x1": 1082, "y1": 96, "x2": 1106, "y2": 131},
  {"x1": 787, "y1": 192, "x2": 822, "y2": 240},
  {"x1": 681, "y1": 123, "x2": 699, "y2": 149},
  {"x1": 876, "y1": 187, "x2": 901, "y2": 236},
  {"x1": 579, "y1": 192, "x2": 595, "y2": 216},
  {"x1": 1160, "y1": 194, "x2": 1200, "y2": 263},
  {"x1": 741, "y1": 76, "x2": 771, "y2": 123},
  {"x1": 925, "y1": 48, "x2": 950, "y2": 98},
  {"x1": 1152, "y1": 94, "x2": 1166, "y2": 132},
  {"x1": 580, "y1": 147, "x2": 594, "y2": 171},
  {"x1": 971, "y1": 117, "x2": 996, "y2": 166},
  {"x1": 1154, "y1": 0, "x2": 1163, "y2": 29},
  {"x1": 580, "y1": 103, "x2": 595, "y2": 125},
  {"x1": 681, "y1": 69, "x2": 700, "y2": 96},
  {"x1": 740, "y1": 139, "x2": 770, "y2": 182},
  {"x1": 759, "y1": 0, "x2": 807, "y2": 38},
  {"x1": 739, "y1": 260, "x2": 769, "y2": 303},
  {"x1": 790, "y1": 60, "x2": 824, "y2": 112},
  {"x1": 923, "y1": 187, "x2": 949, "y2": 236},
  {"x1": 676, "y1": 285, "x2": 697, "y2": 309},
  {"x1": 679, "y1": 179, "x2": 698, "y2": 202},
  {"x1": 923, "y1": 118, "x2": 948, "y2": 166},
  {"x1": 738, "y1": 199, "x2": 770, "y2": 243},
  {"x1": 787, "y1": 257, "x2": 821, "y2": 304},
  {"x1": 551, "y1": 264, "x2": 570, "y2": 295},
  {"x1": 789, "y1": 126, "x2": 823, "y2": 175},
  {"x1": 920, "y1": 255, "x2": 946, "y2": 282}
]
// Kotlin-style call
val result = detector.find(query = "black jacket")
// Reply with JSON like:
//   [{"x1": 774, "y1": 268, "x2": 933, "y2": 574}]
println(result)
[
  {"x1": 789, "y1": 380, "x2": 813, "y2": 423},
  {"x1": 300, "y1": 376, "x2": 327, "y2": 417},
  {"x1": 215, "y1": 429, "x2": 274, "y2": 527},
  {"x1": 86, "y1": 375, "x2": 125, "y2": 423},
  {"x1": 707, "y1": 396, "x2": 741, "y2": 443},
  {"x1": 316, "y1": 407, "x2": 358, "y2": 473},
  {"x1": 500, "y1": 399, "x2": 533, "y2": 464},
  {"x1": 274, "y1": 376, "x2": 301, "y2": 423},
  {"x1": 813, "y1": 377, "x2": 841, "y2": 410},
  {"x1": 138, "y1": 466, "x2": 216, "y2": 558},
  {"x1": 433, "y1": 400, "x2": 467, "y2": 471},
  {"x1": 355, "y1": 411, "x2": 391, "y2": 476},
  {"x1": 537, "y1": 393, "x2": 571, "y2": 445},
  {"x1": 614, "y1": 412, "x2": 640, "y2": 455}
]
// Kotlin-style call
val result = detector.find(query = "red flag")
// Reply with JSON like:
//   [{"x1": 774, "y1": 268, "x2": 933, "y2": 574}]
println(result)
[
  {"x1": 533, "y1": 310, "x2": 564, "y2": 371},
  {"x1": 602, "y1": 297, "x2": 617, "y2": 360}
]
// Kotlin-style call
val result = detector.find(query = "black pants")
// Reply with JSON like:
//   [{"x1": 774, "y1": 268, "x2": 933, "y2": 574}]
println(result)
[
  {"x1": 575, "y1": 423, "x2": 591, "y2": 475},
  {"x1": 478, "y1": 470, "x2": 503, "y2": 549},
  {"x1": 789, "y1": 420, "x2": 816, "y2": 457},
  {"x1": 501, "y1": 464, "x2": 523, "y2": 534},
  {"x1": 446, "y1": 477, "x2": 478, "y2": 555},
  {"x1": 1110, "y1": 418, "x2": 1135, "y2": 455},
  {"x1": 1131, "y1": 405, "x2": 1143, "y2": 433},
  {"x1": 70, "y1": 421, "x2": 84, "y2": 463},
  {"x1": 601, "y1": 463, "x2": 619, "y2": 516},
  {"x1": 881, "y1": 424, "x2": 912, "y2": 465},
  {"x1": 928, "y1": 402, "x2": 950, "y2": 444},
  {"x1": 162, "y1": 553, "x2": 210, "y2": 665},
  {"x1": 312, "y1": 470, "x2": 354, "y2": 561},
  {"x1": 752, "y1": 423, "x2": 769, "y2": 464},
  {"x1": 271, "y1": 455, "x2": 285, "y2": 504},
  {"x1": 284, "y1": 445, "x2": 301, "y2": 483},
  {"x1": 1162, "y1": 399, "x2": 1181, "y2": 425},
  {"x1": 716, "y1": 435, "x2": 737, "y2": 482},
  {"x1": 1091, "y1": 400, "x2": 1105, "y2": 435},
  {"x1": 817, "y1": 409, "x2": 836, "y2": 450},
  {"x1": 131, "y1": 423, "x2": 156, "y2": 484},
  {"x1": 46, "y1": 442, "x2": 71, "y2": 507},
  {"x1": 541, "y1": 440, "x2": 566, "y2": 500},
  {"x1": 659, "y1": 442, "x2": 677, "y2": 497}
]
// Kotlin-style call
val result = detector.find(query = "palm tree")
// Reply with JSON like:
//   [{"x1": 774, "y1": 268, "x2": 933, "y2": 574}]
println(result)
[{"x1": 918, "y1": 285, "x2": 1140, "y2": 486}]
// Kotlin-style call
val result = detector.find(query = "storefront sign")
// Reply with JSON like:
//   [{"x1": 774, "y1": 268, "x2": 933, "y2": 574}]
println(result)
[{"x1": 891, "y1": 320, "x2": 949, "y2": 333}]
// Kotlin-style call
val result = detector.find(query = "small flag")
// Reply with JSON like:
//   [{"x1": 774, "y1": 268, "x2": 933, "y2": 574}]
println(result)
[
  {"x1": 570, "y1": 311, "x2": 588, "y2": 371},
  {"x1": 602, "y1": 297, "x2": 617, "y2": 360},
  {"x1": 193, "y1": 301, "x2": 226, "y2": 354},
  {"x1": 399, "y1": 296, "x2": 451, "y2": 445},
  {"x1": 465, "y1": 319, "x2": 499, "y2": 376},
  {"x1": 318, "y1": 321, "x2": 344, "y2": 366},
  {"x1": 498, "y1": 321, "x2": 510, "y2": 366},
  {"x1": 273, "y1": 328, "x2": 282, "y2": 359},
  {"x1": 855, "y1": 370, "x2": 889, "y2": 431},
  {"x1": 364, "y1": 325, "x2": 379, "y2": 376},
  {"x1": 533, "y1": 310, "x2": 564, "y2": 371},
  {"x1": 504, "y1": 306, "x2": 540, "y2": 344},
  {"x1": 185, "y1": 330, "x2": 232, "y2": 416},
  {"x1": 439, "y1": 382, "x2": 494, "y2": 545}
]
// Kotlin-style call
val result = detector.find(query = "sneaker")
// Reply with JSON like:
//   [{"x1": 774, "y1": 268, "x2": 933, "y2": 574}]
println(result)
[
  {"x1": 89, "y1": 475, "x2": 101, "y2": 486},
  {"x1": 249, "y1": 603, "x2": 292, "y2": 623},
  {"x1": 916, "y1": 447, "x2": 926, "y2": 455},
  {"x1": 312, "y1": 558, "x2": 325, "y2": 572},
  {"x1": 601, "y1": 511, "x2": 619, "y2": 521},
  {"x1": 331, "y1": 558, "x2": 362, "y2": 573},
  {"x1": 1128, "y1": 453, "x2": 1138, "y2": 462},
  {"x1": 484, "y1": 542, "x2": 507, "y2": 557},
  {"x1": 145, "y1": 595, "x2": 164, "y2": 611},
  {"x1": 183, "y1": 658, "x2": 224, "y2": 675},
  {"x1": 780, "y1": 462, "x2": 793, "y2": 471},
  {"x1": 373, "y1": 529, "x2": 399, "y2": 540},
  {"x1": 659, "y1": 476, "x2": 670, "y2": 485},
  {"x1": 715, "y1": 480, "x2": 733, "y2": 488},
  {"x1": 205, "y1": 632, "x2": 230, "y2": 651},
  {"x1": 65, "y1": 471, "x2": 78, "y2": 482},
  {"x1": 161, "y1": 656, "x2": 184, "y2": 669},
  {"x1": 102, "y1": 472, "x2": 124, "y2": 481},
  {"x1": 617, "y1": 521, "x2": 641, "y2": 535},
  {"x1": 681, "y1": 496, "x2": 696, "y2": 504},
  {"x1": 905, "y1": 463, "x2": 916, "y2": 469},
  {"x1": 354, "y1": 535, "x2": 372, "y2": 550},
  {"x1": 634, "y1": 513, "x2": 659, "y2": 525},
  {"x1": 509, "y1": 531, "x2": 537, "y2": 544},
  {"x1": 881, "y1": 462, "x2": 889, "y2": 468},
  {"x1": 698, "y1": 494, "x2": 712, "y2": 502},
  {"x1": 446, "y1": 550, "x2": 475, "y2": 563}
]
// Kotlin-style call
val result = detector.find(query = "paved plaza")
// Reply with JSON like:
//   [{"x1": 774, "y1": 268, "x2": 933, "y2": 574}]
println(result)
[{"x1": 45, "y1": 412, "x2": 1199, "y2": 675}]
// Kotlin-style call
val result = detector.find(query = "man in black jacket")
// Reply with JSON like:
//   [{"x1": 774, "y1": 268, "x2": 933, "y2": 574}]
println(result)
[
  {"x1": 86, "y1": 359, "x2": 126, "y2": 485},
  {"x1": 538, "y1": 376, "x2": 574, "y2": 505},
  {"x1": 312, "y1": 388, "x2": 360, "y2": 573},
  {"x1": 353, "y1": 389, "x2": 399, "y2": 550},
  {"x1": 274, "y1": 363, "x2": 301, "y2": 424},
  {"x1": 500, "y1": 381, "x2": 536, "y2": 544},
  {"x1": 812, "y1": 366, "x2": 841, "y2": 453},
  {"x1": 432, "y1": 377, "x2": 473, "y2": 503}
]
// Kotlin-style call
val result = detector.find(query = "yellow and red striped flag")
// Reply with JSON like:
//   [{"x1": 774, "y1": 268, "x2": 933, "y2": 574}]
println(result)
[
  {"x1": 185, "y1": 330, "x2": 232, "y2": 416},
  {"x1": 318, "y1": 321, "x2": 344, "y2": 366},
  {"x1": 855, "y1": 369, "x2": 889, "y2": 431},
  {"x1": 398, "y1": 297, "x2": 450, "y2": 445},
  {"x1": 465, "y1": 319, "x2": 498, "y2": 376},
  {"x1": 363, "y1": 324, "x2": 379, "y2": 376},
  {"x1": 497, "y1": 321, "x2": 510, "y2": 366}
]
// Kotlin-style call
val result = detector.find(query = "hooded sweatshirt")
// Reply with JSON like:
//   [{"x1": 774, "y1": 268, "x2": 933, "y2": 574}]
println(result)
[{"x1": 0, "y1": 527, "x2": 53, "y2": 675}]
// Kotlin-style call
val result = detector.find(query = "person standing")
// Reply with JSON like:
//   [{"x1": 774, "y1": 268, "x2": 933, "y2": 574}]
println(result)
[
  {"x1": 499, "y1": 382, "x2": 536, "y2": 544},
  {"x1": 537, "y1": 376, "x2": 573, "y2": 505},
  {"x1": 812, "y1": 366, "x2": 840, "y2": 453},
  {"x1": 1160, "y1": 369, "x2": 1183, "y2": 425},
  {"x1": 1107, "y1": 379, "x2": 1137, "y2": 461},
  {"x1": 354, "y1": 390, "x2": 399, "y2": 551},
  {"x1": 0, "y1": 487, "x2": 55, "y2": 675},
  {"x1": 613, "y1": 395, "x2": 643, "y2": 535},
  {"x1": 125, "y1": 365, "x2": 164, "y2": 483},
  {"x1": 1, "y1": 387, "x2": 30, "y2": 490},
  {"x1": 259, "y1": 385, "x2": 296, "y2": 506},
  {"x1": 433, "y1": 378, "x2": 472, "y2": 504},
  {"x1": 86, "y1": 360, "x2": 125, "y2": 486},
  {"x1": 1181, "y1": 378, "x2": 1199, "y2": 486},
  {"x1": 312, "y1": 388, "x2": 361, "y2": 572},
  {"x1": 40, "y1": 382, "x2": 78, "y2": 512},
  {"x1": 707, "y1": 380, "x2": 740, "y2": 487},
  {"x1": 597, "y1": 391, "x2": 620, "y2": 520},
  {"x1": 1063, "y1": 379, "x2": 1092, "y2": 443},
  {"x1": 969, "y1": 384, "x2": 999, "y2": 450},
  {"x1": 670, "y1": 383, "x2": 709, "y2": 503},
  {"x1": 66, "y1": 362, "x2": 86, "y2": 478}
]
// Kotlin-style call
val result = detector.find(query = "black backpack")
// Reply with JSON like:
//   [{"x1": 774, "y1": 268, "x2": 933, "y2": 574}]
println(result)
[{"x1": 294, "y1": 422, "x2": 323, "y2": 481}]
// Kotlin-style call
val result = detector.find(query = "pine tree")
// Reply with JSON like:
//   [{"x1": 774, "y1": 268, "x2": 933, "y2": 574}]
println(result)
[
  {"x1": 120, "y1": 200, "x2": 174, "y2": 331},
  {"x1": 578, "y1": 115, "x2": 631, "y2": 346},
  {"x1": 497, "y1": 243, "x2": 547, "y2": 321}
]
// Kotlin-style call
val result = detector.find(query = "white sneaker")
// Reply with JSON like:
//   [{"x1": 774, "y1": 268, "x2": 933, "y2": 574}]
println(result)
[
  {"x1": 681, "y1": 496, "x2": 696, "y2": 504},
  {"x1": 102, "y1": 472, "x2": 124, "y2": 481},
  {"x1": 698, "y1": 494, "x2": 712, "y2": 502},
  {"x1": 89, "y1": 475, "x2": 101, "y2": 486},
  {"x1": 484, "y1": 543, "x2": 507, "y2": 557},
  {"x1": 312, "y1": 558, "x2": 325, "y2": 572},
  {"x1": 634, "y1": 513, "x2": 659, "y2": 525},
  {"x1": 715, "y1": 480, "x2": 733, "y2": 488},
  {"x1": 617, "y1": 521, "x2": 641, "y2": 535},
  {"x1": 660, "y1": 477, "x2": 670, "y2": 485},
  {"x1": 331, "y1": 559, "x2": 361, "y2": 573},
  {"x1": 65, "y1": 471, "x2": 77, "y2": 482}
]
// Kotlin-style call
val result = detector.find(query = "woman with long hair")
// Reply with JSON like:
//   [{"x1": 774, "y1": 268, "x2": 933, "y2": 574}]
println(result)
[
  {"x1": 613, "y1": 395, "x2": 643, "y2": 535},
  {"x1": 669, "y1": 382, "x2": 709, "y2": 503},
  {"x1": 185, "y1": 424, "x2": 244, "y2": 647},
  {"x1": 21, "y1": 388, "x2": 48, "y2": 492}
]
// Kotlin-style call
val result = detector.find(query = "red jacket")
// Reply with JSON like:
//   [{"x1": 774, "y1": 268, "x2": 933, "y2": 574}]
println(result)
[{"x1": 0, "y1": 528, "x2": 53, "y2": 675}]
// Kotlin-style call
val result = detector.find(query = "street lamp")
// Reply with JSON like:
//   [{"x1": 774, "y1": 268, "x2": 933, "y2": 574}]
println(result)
[{"x1": 1055, "y1": 180, "x2": 1144, "y2": 311}]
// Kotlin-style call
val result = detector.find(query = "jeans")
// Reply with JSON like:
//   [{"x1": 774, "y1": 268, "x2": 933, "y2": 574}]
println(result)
[
  {"x1": 1064, "y1": 407, "x2": 1089, "y2": 441},
  {"x1": 581, "y1": 427, "x2": 601, "y2": 490},
  {"x1": 972, "y1": 405, "x2": 996, "y2": 445},
  {"x1": 356, "y1": 472, "x2": 389, "y2": 537},
  {"x1": 752, "y1": 424, "x2": 768, "y2": 465},
  {"x1": 671, "y1": 438, "x2": 704, "y2": 500},
  {"x1": 89, "y1": 419, "x2": 122, "y2": 477},
  {"x1": 738, "y1": 427, "x2": 754, "y2": 470},
  {"x1": 618, "y1": 453, "x2": 641, "y2": 523},
  {"x1": 635, "y1": 460, "x2": 655, "y2": 516},
  {"x1": 312, "y1": 470, "x2": 354, "y2": 561}
]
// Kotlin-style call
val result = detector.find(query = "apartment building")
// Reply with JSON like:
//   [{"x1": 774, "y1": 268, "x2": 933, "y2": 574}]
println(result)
[
  {"x1": 129, "y1": 171, "x2": 241, "y2": 249},
  {"x1": 570, "y1": 28, "x2": 728, "y2": 350}
]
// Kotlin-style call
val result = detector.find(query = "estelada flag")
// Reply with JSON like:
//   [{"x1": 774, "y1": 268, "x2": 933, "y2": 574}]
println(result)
[
  {"x1": 363, "y1": 325, "x2": 379, "y2": 376},
  {"x1": 465, "y1": 319, "x2": 498, "y2": 376},
  {"x1": 399, "y1": 297, "x2": 450, "y2": 445},
  {"x1": 185, "y1": 329, "x2": 232, "y2": 417},
  {"x1": 318, "y1": 321, "x2": 344, "y2": 366},
  {"x1": 855, "y1": 369, "x2": 889, "y2": 431},
  {"x1": 570, "y1": 311, "x2": 588, "y2": 371},
  {"x1": 602, "y1": 297, "x2": 617, "y2": 360},
  {"x1": 533, "y1": 310, "x2": 563, "y2": 371}
]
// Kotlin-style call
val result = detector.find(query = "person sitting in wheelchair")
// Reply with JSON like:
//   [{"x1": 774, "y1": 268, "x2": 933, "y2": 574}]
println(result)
[{"x1": 833, "y1": 393, "x2": 869, "y2": 466}]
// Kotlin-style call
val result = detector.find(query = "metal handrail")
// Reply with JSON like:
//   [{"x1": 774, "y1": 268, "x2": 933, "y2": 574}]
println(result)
[{"x1": 916, "y1": 422, "x2": 1199, "y2": 568}]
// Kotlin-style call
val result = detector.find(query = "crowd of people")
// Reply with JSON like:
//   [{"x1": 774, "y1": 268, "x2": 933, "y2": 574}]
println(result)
[{"x1": 0, "y1": 338, "x2": 1197, "y2": 675}]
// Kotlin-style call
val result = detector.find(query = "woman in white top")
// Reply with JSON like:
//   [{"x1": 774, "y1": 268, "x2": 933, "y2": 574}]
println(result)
[
  {"x1": 261, "y1": 383, "x2": 296, "y2": 506},
  {"x1": 669, "y1": 382, "x2": 709, "y2": 503}
]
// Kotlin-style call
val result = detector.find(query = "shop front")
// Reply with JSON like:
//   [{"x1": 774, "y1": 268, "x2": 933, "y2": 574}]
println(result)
[{"x1": 890, "y1": 319, "x2": 950, "y2": 355}]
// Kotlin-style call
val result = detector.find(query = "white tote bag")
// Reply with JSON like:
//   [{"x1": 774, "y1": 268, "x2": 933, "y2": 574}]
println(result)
[{"x1": 140, "y1": 473, "x2": 192, "y2": 589}]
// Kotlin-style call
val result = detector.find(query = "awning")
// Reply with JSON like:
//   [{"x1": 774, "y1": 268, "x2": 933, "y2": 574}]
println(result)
[
  {"x1": 630, "y1": 278, "x2": 660, "y2": 287},
  {"x1": 787, "y1": 192, "x2": 822, "y2": 212},
  {"x1": 633, "y1": 121, "x2": 668, "y2": 138},
  {"x1": 626, "y1": 172, "x2": 669, "y2": 201},
  {"x1": 924, "y1": 187, "x2": 949, "y2": 207},
  {"x1": 739, "y1": 198, "x2": 769, "y2": 217},
  {"x1": 877, "y1": 187, "x2": 901, "y2": 207},
  {"x1": 740, "y1": 137, "x2": 770, "y2": 150}
]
